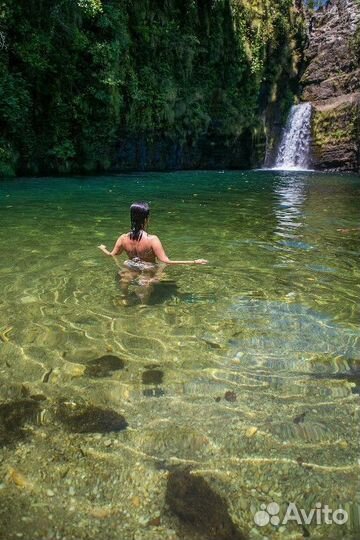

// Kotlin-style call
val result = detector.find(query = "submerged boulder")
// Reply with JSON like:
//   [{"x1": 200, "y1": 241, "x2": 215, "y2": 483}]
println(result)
[
  {"x1": 84, "y1": 355, "x2": 125, "y2": 378},
  {"x1": 0, "y1": 399, "x2": 41, "y2": 447},
  {"x1": 142, "y1": 369, "x2": 164, "y2": 385},
  {"x1": 165, "y1": 469, "x2": 246, "y2": 540},
  {"x1": 54, "y1": 399, "x2": 128, "y2": 433},
  {"x1": 143, "y1": 388, "x2": 165, "y2": 398}
]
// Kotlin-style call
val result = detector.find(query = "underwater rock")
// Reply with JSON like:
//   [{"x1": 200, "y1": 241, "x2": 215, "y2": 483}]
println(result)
[
  {"x1": 42, "y1": 368, "x2": 53, "y2": 383},
  {"x1": 20, "y1": 385, "x2": 30, "y2": 397},
  {"x1": 7, "y1": 466, "x2": 34, "y2": 490},
  {"x1": 200, "y1": 333, "x2": 223, "y2": 349},
  {"x1": 143, "y1": 388, "x2": 165, "y2": 398},
  {"x1": 54, "y1": 399, "x2": 128, "y2": 433},
  {"x1": 84, "y1": 355, "x2": 125, "y2": 378},
  {"x1": 245, "y1": 426, "x2": 258, "y2": 438},
  {"x1": 142, "y1": 369, "x2": 164, "y2": 385},
  {"x1": 147, "y1": 516, "x2": 161, "y2": 527},
  {"x1": 224, "y1": 391, "x2": 237, "y2": 402},
  {"x1": 0, "y1": 399, "x2": 41, "y2": 447},
  {"x1": 166, "y1": 469, "x2": 246, "y2": 540},
  {"x1": 293, "y1": 412, "x2": 306, "y2": 424},
  {"x1": 29, "y1": 394, "x2": 47, "y2": 402}
]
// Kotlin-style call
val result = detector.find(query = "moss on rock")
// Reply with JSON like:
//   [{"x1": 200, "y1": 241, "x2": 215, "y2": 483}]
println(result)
[{"x1": 311, "y1": 99, "x2": 360, "y2": 170}]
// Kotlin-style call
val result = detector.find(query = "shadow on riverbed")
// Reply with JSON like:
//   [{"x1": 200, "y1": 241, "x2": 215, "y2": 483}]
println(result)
[{"x1": 311, "y1": 365, "x2": 360, "y2": 395}]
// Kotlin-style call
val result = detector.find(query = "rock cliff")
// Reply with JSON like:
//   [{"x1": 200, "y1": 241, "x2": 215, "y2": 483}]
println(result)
[{"x1": 301, "y1": 0, "x2": 360, "y2": 171}]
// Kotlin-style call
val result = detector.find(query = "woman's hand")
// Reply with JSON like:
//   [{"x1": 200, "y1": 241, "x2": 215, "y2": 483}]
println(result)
[{"x1": 194, "y1": 259, "x2": 208, "y2": 264}]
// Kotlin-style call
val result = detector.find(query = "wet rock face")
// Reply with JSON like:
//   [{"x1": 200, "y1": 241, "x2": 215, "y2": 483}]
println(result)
[
  {"x1": 165, "y1": 469, "x2": 246, "y2": 540},
  {"x1": 301, "y1": 0, "x2": 360, "y2": 171},
  {"x1": 113, "y1": 132, "x2": 255, "y2": 173},
  {"x1": 84, "y1": 355, "x2": 125, "y2": 378},
  {"x1": 302, "y1": 0, "x2": 360, "y2": 102},
  {"x1": 0, "y1": 399, "x2": 41, "y2": 446},
  {"x1": 54, "y1": 400, "x2": 128, "y2": 433},
  {"x1": 310, "y1": 97, "x2": 360, "y2": 171}
]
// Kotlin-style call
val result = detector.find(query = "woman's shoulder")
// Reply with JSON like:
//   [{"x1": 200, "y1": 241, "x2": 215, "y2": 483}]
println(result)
[
  {"x1": 148, "y1": 234, "x2": 160, "y2": 243},
  {"x1": 116, "y1": 233, "x2": 130, "y2": 245}
]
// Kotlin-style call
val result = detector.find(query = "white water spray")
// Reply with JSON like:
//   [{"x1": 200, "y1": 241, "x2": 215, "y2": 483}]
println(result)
[{"x1": 274, "y1": 103, "x2": 312, "y2": 170}]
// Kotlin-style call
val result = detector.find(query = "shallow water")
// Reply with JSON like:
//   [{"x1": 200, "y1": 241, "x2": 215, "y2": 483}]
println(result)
[{"x1": 0, "y1": 170, "x2": 360, "y2": 539}]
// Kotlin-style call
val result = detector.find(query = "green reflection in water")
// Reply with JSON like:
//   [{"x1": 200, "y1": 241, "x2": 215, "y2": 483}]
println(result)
[{"x1": 0, "y1": 170, "x2": 359, "y2": 539}]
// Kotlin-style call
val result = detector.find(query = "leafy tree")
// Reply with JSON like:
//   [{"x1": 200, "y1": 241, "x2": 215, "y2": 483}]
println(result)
[{"x1": 0, "y1": 0, "x2": 305, "y2": 175}]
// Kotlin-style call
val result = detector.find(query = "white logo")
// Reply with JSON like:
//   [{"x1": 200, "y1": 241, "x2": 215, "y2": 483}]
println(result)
[
  {"x1": 254, "y1": 501, "x2": 348, "y2": 527},
  {"x1": 254, "y1": 502, "x2": 281, "y2": 526}
]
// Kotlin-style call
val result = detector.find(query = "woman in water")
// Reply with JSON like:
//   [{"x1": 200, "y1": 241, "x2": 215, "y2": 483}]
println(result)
[
  {"x1": 98, "y1": 202, "x2": 207, "y2": 303},
  {"x1": 98, "y1": 201, "x2": 207, "y2": 266}
]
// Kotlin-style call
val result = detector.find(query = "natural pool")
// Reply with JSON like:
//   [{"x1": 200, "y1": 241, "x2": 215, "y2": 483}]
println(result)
[{"x1": 0, "y1": 170, "x2": 359, "y2": 540}]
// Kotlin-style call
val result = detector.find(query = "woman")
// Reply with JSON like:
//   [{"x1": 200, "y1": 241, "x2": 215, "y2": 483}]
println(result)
[{"x1": 98, "y1": 201, "x2": 207, "y2": 267}]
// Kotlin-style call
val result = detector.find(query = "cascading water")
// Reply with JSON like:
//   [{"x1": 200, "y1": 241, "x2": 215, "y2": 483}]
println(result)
[{"x1": 274, "y1": 102, "x2": 313, "y2": 170}]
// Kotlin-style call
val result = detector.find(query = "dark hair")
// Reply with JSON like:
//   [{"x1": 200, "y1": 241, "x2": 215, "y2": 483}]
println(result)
[{"x1": 130, "y1": 202, "x2": 150, "y2": 241}]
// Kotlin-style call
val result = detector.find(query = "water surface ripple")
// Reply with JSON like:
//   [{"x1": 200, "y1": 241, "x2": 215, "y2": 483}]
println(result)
[{"x1": 0, "y1": 170, "x2": 359, "y2": 539}]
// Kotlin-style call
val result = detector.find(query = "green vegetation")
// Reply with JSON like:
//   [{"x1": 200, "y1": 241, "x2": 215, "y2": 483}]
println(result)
[
  {"x1": 0, "y1": 0, "x2": 305, "y2": 175},
  {"x1": 312, "y1": 107, "x2": 356, "y2": 148}
]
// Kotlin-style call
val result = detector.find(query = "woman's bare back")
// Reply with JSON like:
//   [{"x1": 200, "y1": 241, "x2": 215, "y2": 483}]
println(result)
[
  {"x1": 99, "y1": 223, "x2": 207, "y2": 265},
  {"x1": 121, "y1": 232, "x2": 156, "y2": 263}
]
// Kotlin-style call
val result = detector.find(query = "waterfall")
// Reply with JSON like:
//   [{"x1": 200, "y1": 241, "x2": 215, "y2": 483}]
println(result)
[{"x1": 274, "y1": 103, "x2": 313, "y2": 170}]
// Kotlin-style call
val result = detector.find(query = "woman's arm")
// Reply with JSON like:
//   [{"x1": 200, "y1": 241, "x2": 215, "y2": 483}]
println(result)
[
  {"x1": 98, "y1": 235, "x2": 124, "y2": 257},
  {"x1": 151, "y1": 236, "x2": 207, "y2": 265}
]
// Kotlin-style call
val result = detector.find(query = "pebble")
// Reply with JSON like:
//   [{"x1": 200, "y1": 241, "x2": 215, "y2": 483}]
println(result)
[
  {"x1": 46, "y1": 489, "x2": 55, "y2": 497},
  {"x1": 20, "y1": 296, "x2": 37, "y2": 304},
  {"x1": 69, "y1": 487, "x2": 75, "y2": 496},
  {"x1": 89, "y1": 507, "x2": 112, "y2": 519},
  {"x1": 245, "y1": 426, "x2": 258, "y2": 438},
  {"x1": 147, "y1": 516, "x2": 161, "y2": 527},
  {"x1": 239, "y1": 496, "x2": 247, "y2": 511},
  {"x1": 7, "y1": 467, "x2": 33, "y2": 490},
  {"x1": 132, "y1": 496, "x2": 141, "y2": 508},
  {"x1": 339, "y1": 440, "x2": 348, "y2": 448},
  {"x1": 224, "y1": 390, "x2": 237, "y2": 402},
  {"x1": 104, "y1": 439, "x2": 112, "y2": 447}
]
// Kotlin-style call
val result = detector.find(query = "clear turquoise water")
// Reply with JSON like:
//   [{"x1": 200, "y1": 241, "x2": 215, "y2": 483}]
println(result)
[{"x1": 0, "y1": 170, "x2": 359, "y2": 539}]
